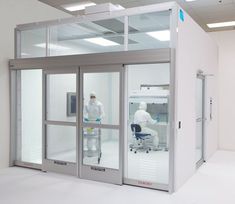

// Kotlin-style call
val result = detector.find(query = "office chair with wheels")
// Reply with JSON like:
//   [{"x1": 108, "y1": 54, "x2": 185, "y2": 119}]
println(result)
[{"x1": 130, "y1": 124, "x2": 152, "y2": 153}]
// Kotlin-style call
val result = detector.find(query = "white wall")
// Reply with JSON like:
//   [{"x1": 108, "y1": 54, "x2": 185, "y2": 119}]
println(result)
[
  {"x1": 175, "y1": 8, "x2": 218, "y2": 190},
  {"x1": 210, "y1": 30, "x2": 235, "y2": 151},
  {"x1": 0, "y1": 0, "x2": 69, "y2": 169}
]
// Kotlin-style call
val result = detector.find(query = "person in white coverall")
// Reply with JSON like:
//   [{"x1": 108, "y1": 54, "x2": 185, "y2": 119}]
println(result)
[
  {"x1": 84, "y1": 92, "x2": 105, "y2": 151},
  {"x1": 134, "y1": 101, "x2": 159, "y2": 148},
  {"x1": 84, "y1": 92, "x2": 105, "y2": 122}
]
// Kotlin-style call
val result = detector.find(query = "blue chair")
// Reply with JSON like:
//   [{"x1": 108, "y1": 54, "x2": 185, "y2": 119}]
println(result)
[{"x1": 130, "y1": 124, "x2": 152, "y2": 153}]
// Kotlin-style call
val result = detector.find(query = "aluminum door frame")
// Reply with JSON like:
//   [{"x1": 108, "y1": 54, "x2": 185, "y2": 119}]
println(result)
[
  {"x1": 79, "y1": 65, "x2": 124, "y2": 185},
  {"x1": 196, "y1": 73, "x2": 206, "y2": 168},
  {"x1": 42, "y1": 67, "x2": 79, "y2": 176}
]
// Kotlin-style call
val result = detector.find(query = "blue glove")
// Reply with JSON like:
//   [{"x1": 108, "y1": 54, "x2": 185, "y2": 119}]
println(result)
[
  {"x1": 96, "y1": 118, "x2": 101, "y2": 122},
  {"x1": 84, "y1": 118, "x2": 89, "y2": 122}
]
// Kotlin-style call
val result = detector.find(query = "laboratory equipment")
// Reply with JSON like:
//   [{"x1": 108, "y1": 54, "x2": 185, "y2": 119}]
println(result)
[
  {"x1": 129, "y1": 85, "x2": 169, "y2": 150},
  {"x1": 83, "y1": 120, "x2": 102, "y2": 164}
]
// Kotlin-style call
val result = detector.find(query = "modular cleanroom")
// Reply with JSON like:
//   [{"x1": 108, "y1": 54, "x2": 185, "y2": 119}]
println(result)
[{"x1": 9, "y1": 2, "x2": 218, "y2": 192}]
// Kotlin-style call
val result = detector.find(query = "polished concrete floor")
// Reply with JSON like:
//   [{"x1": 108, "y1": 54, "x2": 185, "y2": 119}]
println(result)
[{"x1": 0, "y1": 150, "x2": 235, "y2": 204}]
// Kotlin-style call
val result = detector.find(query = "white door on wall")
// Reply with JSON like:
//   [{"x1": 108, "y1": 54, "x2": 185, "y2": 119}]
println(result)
[{"x1": 196, "y1": 75, "x2": 205, "y2": 166}]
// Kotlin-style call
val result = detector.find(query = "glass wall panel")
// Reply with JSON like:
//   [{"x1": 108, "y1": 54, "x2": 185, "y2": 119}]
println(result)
[
  {"x1": 83, "y1": 72, "x2": 120, "y2": 125},
  {"x1": 18, "y1": 9, "x2": 172, "y2": 58},
  {"x1": 83, "y1": 128, "x2": 119, "y2": 169},
  {"x1": 17, "y1": 69, "x2": 42, "y2": 164},
  {"x1": 46, "y1": 74, "x2": 77, "y2": 122},
  {"x1": 20, "y1": 28, "x2": 47, "y2": 58},
  {"x1": 125, "y1": 63, "x2": 170, "y2": 185},
  {"x1": 49, "y1": 18, "x2": 124, "y2": 56},
  {"x1": 46, "y1": 125, "x2": 76, "y2": 163},
  {"x1": 128, "y1": 11, "x2": 171, "y2": 51}
]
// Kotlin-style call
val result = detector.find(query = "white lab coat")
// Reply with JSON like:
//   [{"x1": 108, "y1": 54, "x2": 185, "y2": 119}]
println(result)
[
  {"x1": 84, "y1": 100, "x2": 105, "y2": 121},
  {"x1": 134, "y1": 110, "x2": 157, "y2": 126},
  {"x1": 134, "y1": 110, "x2": 159, "y2": 147},
  {"x1": 84, "y1": 100, "x2": 105, "y2": 151}
]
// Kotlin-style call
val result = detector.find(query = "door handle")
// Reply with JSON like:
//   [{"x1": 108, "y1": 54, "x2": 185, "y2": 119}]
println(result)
[
  {"x1": 210, "y1": 97, "x2": 213, "y2": 121},
  {"x1": 196, "y1": 118, "x2": 202, "y2": 122},
  {"x1": 196, "y1": 118, "x2": 206, "y2": 122}
]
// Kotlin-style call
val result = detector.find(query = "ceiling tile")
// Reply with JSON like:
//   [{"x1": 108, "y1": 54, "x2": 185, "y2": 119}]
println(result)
[
  {"x1": 186, "y1": 0, "x2": 234, "y2": 8},
  {"x1": 193, "y1": 4, "x2": 235, "y2": 22}
]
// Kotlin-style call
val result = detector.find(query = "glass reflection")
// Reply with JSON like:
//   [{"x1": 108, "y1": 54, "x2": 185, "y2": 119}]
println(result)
[
  {"x1": 126, "y1": 63, "x2": 170, "y2": 185},
  {"x1": 83, "y1": 128, "x2": 119, "y2": 169}
]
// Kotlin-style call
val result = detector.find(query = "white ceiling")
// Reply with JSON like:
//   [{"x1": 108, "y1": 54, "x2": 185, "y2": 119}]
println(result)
[{"x1": 39, "y1": 0, "x2": 235, "y2": 32}]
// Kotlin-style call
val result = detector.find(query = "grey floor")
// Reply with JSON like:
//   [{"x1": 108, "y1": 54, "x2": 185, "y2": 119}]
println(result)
[{"x1": 1, "y1": 150, "x2": 235, "y2": 204}]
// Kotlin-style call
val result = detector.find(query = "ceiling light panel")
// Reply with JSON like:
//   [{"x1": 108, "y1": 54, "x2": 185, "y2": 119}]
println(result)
[
  {"x1": 35, "y1": 43, "x2": 71, "y2": 50},
  {"x1": 84, "y1": 37, "x2": 120, "y2": 46},
  {"x1": 207, "y1": 21, "x2": 235, "y2": 28},
  {"x1": 62, "y1": 1, "x2": 96, "y2": 12},
  {"x1": 146, "y1": 30, "x2": 170, "y2": 41}
]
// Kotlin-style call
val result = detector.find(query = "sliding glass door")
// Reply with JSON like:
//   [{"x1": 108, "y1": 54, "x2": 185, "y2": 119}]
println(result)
[
  {"x1": 42, "y1": 68, "x2": 78, "y2": 175},
  {"x1": 79, "y1": 65, "x2": 124, "y2": 184}
]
